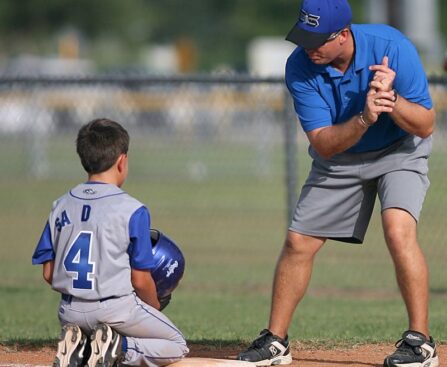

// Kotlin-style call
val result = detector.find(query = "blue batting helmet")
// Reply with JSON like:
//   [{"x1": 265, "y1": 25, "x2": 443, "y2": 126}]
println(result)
[{"x1": 150, "y1": 229, "x2": 185, "y2": 298}]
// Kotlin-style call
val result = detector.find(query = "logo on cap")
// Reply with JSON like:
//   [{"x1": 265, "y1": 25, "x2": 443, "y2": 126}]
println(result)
[{"x1": 299, "y1": 9, "x2": 320, "y2": 27}]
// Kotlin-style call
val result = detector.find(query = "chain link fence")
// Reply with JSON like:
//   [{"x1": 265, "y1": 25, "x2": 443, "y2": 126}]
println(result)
[{"x1": 1, "y1": 75, "x2": 446, "y2": 295}]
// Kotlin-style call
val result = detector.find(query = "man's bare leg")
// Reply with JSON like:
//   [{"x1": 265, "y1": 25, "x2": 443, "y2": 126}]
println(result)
[
  {"x1": 382, "y1": 208, "x2": 430, "y2": 337},
  {"x1": 268, "y1": 231, "x2": 325, "y2": 338}
]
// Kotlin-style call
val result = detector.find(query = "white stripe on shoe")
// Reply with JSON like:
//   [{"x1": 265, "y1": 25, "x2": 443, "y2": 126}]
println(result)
[
  {"x1": 54, "y1": 324, "x2": 85, "y2": 367},
  {"x1": 87, "y1": 324, "x2": 113, "y2": 367}
]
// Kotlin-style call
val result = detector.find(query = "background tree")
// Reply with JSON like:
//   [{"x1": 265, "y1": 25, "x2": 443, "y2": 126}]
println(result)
[{"x1": 0, "y1": 0, "x2": 443, "y2": 72}]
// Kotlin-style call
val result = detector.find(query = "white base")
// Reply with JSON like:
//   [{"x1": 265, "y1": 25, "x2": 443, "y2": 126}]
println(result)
[{"x1": 168, "y1": 357, "x2": 256, "y2": 366}]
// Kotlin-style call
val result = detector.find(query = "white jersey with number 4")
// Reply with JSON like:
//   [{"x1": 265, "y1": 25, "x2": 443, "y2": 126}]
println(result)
[{"x1": 32, "y1": 182, "x2": 154, "y2": 300}]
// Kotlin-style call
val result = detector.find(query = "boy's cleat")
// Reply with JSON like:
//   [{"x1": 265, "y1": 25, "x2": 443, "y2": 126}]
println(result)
[
  {"x1": 237, "y1": 329, "x2": 292, "y2": 366},
  {"x1": 54, "y1": 324, "x2": 88, "y2": 367},
  {"x1": 87, "y1": 323, "x2": 123, "y2": 367},
  {"x1": 384, "y1": 330, "x2": 439, "y2": 367}
]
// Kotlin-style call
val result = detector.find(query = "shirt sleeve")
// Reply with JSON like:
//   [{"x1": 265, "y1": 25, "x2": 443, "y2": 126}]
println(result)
[
  {"x1": 285, "y1": 54, "x2": 333, "y2": 132},
  {"x1": 32, "y1": 221, "x2": 55, "y2": 265},
  {"x1": 127, "y1": 206, "x2": 155, "y2": 270},
  {"x1": 390, "y1": 39, "x2": 432, "y2": 109}
]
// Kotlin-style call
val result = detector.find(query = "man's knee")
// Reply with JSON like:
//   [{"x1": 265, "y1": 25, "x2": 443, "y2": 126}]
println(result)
[
  {"x1": 383, "y1": 209, "x2": 418, "y2": 250},
  {"x1": 283, "y1": 231, "x2": 324, "y2": 259},
  {"x1": 387, "y1": 230, "x2": 415, "y2": 253}
]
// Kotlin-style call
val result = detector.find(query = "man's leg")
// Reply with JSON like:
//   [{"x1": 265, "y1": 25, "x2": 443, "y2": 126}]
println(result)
[
  {"x1": 382, "y1": 208, "x2": 439, "y2": 367},
  {"x1": 268, "y1": 231, "x2": 326, "y2": 339},
  {"x1": 237, "y1": 231, "x2": 325, "y2": 364},
  {"x1": 382, "y1": 208, "x2": 429, "y2": 337}
]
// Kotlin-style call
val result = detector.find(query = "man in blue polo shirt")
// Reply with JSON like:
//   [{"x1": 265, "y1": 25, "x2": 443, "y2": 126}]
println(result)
[{"x1": 238, "y1": 1, "x2": 438, "y2": 366}]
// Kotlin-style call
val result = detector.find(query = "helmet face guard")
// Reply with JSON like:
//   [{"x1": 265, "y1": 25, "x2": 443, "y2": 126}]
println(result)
[{"x1": 150, "y1": 229, "x2": 185, "y2": 298}]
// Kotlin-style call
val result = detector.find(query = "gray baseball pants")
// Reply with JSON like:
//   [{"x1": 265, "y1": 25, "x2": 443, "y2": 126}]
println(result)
[{"x1": 58, "y1": 292, "x2": 188, "y2": 367}]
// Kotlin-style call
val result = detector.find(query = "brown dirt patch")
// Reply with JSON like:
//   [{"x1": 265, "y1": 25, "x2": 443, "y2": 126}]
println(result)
[{"x1": 0, "y1": 343, "x2": 445, "y2": 366}]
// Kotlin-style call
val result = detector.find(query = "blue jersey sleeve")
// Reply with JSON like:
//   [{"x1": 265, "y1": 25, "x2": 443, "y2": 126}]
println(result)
[
  {"x1": 389, "y1": 39, "x2": 432, "y2": 109},
  {"x1": 285, "y1": 53, "x2": 333, "y2": 132},
  {"x1": 32, "y1": 221, "x2": 55, "y2": 264},
  {"x1": 128, "y1": 206, "x2": 154, "y2": 270}
]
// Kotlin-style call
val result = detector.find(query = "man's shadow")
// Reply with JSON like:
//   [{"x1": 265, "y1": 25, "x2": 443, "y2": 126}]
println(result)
[{"x1": 296, "y1": 356, "x2": 381, "y2": 366}]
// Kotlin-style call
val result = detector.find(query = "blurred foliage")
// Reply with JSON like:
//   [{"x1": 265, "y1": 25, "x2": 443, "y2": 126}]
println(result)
[
  {"x1": 0, "y1": 0, "x2": 443, "y2": 71},
  {"x1": 0, "y1": 0, "x2": 365, "y2": 71},
  {"x1": 146, "y1": 0, "x2": 363, "y2": 71},
  {"x1": 0, "y1": 0, "x2": 148, "y2": 60},
  {"x1": 0, "y1": 0, "x2": 147, "y2": 40}
]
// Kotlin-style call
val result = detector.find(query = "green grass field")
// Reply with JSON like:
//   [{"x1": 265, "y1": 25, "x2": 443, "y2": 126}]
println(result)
[{"x1": 1, "y1": 134, "x2": 446, "y2": 345}]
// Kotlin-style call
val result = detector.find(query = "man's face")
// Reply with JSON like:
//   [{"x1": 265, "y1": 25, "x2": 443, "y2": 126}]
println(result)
[{"x1": 304, "y1": 29, "x2": 346, "y2": 65}]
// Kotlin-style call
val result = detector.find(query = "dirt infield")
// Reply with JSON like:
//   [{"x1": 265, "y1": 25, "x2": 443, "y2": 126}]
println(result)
[{"x1": 0, "y1": 343, "x2": 445, "y2": 366}]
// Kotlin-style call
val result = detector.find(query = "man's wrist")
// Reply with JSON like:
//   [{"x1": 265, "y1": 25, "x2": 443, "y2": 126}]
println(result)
[
  {"x1": 358, "y1": 112, "x2": 374, "y2": 128},
  {"x1": 391, "y1": 89, "x2": 398, "y2": 103}
]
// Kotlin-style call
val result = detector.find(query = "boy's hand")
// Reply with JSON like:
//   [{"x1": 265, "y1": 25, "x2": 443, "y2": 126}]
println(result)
[
  {"x1": 158, "y1": 294, "x2": 172, "y2": 311},
  {"x1": 131, "y1": 268, "x2": 161, "y2": 310}
]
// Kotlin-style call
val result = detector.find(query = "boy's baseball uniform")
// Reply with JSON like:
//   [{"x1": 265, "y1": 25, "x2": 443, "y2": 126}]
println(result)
[{"x1": 33, "y1": 182, "x2": 188, "y2": 367}]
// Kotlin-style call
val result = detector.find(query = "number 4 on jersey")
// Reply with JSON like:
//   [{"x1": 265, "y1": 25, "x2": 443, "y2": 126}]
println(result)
[{"x1": 64, "y1": 231, "x2": 95, "y2": 290}]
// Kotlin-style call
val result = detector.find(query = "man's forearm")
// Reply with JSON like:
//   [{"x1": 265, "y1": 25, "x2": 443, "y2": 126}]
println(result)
[
  {"x1": 389, "y1": 95, "x2": 435, "y2": 138},
  {"x1": 306, "y1": 114, "x2": 369, "y2": 159}
]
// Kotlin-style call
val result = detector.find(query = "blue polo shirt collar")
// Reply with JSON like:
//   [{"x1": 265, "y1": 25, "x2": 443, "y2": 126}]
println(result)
[{"x1": 351, "y1": 25, "x2": 368, "y2": 72}]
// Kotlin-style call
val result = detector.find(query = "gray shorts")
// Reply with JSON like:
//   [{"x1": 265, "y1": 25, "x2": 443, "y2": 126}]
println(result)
[{"x1": 289, "y1": 135, "x2": 432, "y2": 244}]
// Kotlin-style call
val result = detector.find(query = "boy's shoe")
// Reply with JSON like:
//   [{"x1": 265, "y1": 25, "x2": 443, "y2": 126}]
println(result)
[
  {"x1": 383, "y1": 330, "x2": 439, "y2": 367},
  {"x1": 87, "y1": 323, "x2": 123, "y2": 367},
  {"x1": 54, "y1": 324, "x2": 88, "y2": 367},
  {"x1": 237, "y1": 329, "x2": 292, "y2": 366}
]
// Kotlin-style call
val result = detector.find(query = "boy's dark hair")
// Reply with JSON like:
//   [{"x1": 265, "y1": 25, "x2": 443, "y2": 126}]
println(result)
[{"x1": 76, "y1": 118, "x2": 129, "y2": 174}]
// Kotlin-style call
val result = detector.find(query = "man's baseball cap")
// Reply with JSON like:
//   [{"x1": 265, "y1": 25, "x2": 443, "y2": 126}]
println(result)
[{"x1": 286, "y1": 0, "x2": 352, "y2": 49}]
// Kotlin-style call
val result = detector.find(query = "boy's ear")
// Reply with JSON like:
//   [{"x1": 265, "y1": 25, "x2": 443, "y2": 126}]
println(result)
[{"x1": 116, "y1": 153, "x2": 127, "y2": 173}]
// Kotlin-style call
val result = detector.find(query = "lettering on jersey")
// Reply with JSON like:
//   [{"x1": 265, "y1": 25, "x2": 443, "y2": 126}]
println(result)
[
  {"x1": 55, "y1": 210, "x2": 71, "y2": 232},
  {"x1": 81, "y1": 205, "x2": 91, "y2": 222},
  {"x1": 83, "y1": 188, "x2": 97, "y2": 195}
]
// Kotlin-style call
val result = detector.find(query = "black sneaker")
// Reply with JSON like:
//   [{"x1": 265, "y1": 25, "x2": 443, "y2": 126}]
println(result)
[
  {"x1": 87, "y1": 323, "x2": 123, "y2": 367},
  {"x1": 54, "y1": 324, "x2": 88, "y2": 367},
  {"x1": 237, "y1": 329, "x2": 292, "y2": 366},
  {"x1": 384, "y1": 330, "x2": 439, "y2": 367}
]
